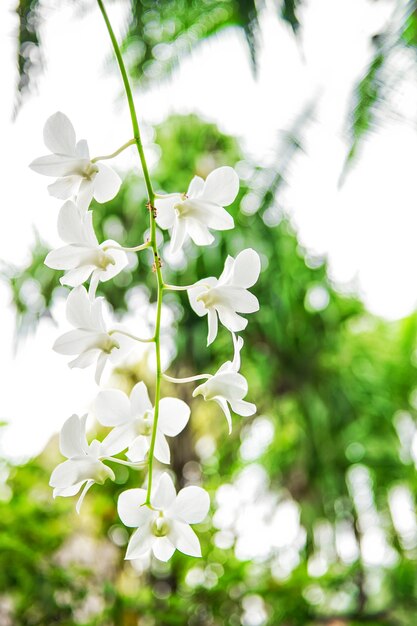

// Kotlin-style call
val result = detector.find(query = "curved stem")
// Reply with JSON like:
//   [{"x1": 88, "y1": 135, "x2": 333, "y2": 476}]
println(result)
[
  {"x1": 97, "y1": 0, "x2": 164, "y2": 507},
  {"x1": 163, "y1": 373, "x2": 211, "y2": 384},
  {"x1": 91, "y1": 138, "x2": 136, "y2": 163},
  {"x1": 103, "y1": 241, "x2": 151, "y2": 253},
  {"x1": 109, "y1": 329, "x2": 154, "y2": 343},
  {"x1": 163, "y1": 283, "x2": 195, "y2": 292}
]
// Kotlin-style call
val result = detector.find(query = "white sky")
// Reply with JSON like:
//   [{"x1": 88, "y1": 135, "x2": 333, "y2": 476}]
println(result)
[{"x1": 1, "y1": 0, "x2": 416, "y2": 459}]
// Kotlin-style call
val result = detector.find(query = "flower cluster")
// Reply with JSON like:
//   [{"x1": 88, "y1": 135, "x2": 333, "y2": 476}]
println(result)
[{"x1": 33, "y1": 82, "x2": 259, "y2": 561}]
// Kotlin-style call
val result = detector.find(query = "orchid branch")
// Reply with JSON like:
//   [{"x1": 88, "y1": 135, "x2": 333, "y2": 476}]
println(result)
[
  {"x1": 91, "y1": 138, "x2": 136, "y2": 163},
  {"x1": 97, "y1": 0, "x2": 164, "y2": 507}
]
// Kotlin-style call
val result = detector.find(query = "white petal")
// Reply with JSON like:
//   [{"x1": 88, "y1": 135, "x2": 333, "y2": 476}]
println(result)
[
  {"x1": 50, "y1": 459, "x2": 80, "y2": 489},
  {"x1": 76, "y1": 178, "x2": 94, "y2": 212},
  {"x1": 98, "y1": 242, "x2": 128, "y2": 282},
  {"x1": 101, "y1": 424, "x2": 136, "y2": 456},
  {"x1": 95, "y1": 351, "x2": 108, "y2": 384},
  {"x1": 47, "y1": 176, "x2": 81, "y2": 199},
  {"x1": 187, "y1": 175, "x2": 204, "y2": 197},
  {"x1": 45, "y1": 245, "x2": 96, "y2": 271},
  {"x1": 207, "y1": 308, "x2": 218, "y2": 346},
  {"x1": 187, "y1": 283, "x2": 211, "y2": 318},
  {"x1": 29, "y1": 154, "x2": 84, "y2": 178},
  {"x1": 60, "y1": 265, "x2": 95, "y2": 287},
  {"x1": 158, "y1": 398, "x2": 191, "y2": 437},
  {"x1": 117, "y1": 488, "x2": 150, "y2": 527},
  {"x1": 43, "y1": 112, "x2": 76, "y2": 155},
  {"x1": 216, "y1": 307, "x2": 248, "y2": 333},
  {"x1": 170, "y1": 218, "x2": 187, "y2": 254},
  {"x1": 199, "y1": 205, "x2": 234, "y2": 231},
  {"x1": 68, "y1": 349, "x2": 99, "y2": 369},
  {"x1": 218, "y1": 255, "x2": 235, "y2": 284},
  {"x1": 155, "y1": 196, "x2": 178, "y2": 229},
  {"x1": 127, "y1": 436, "x2": 150, "y2": 462},
  {"x1": 126, "y1": 528, "x2": 154, "y2": 559},
  {"x1": 170, "y1": 486, "x2": 210, "y2": 524},
  {"x1": 66, "y1": 285, "x2": 92, "y2": 328},
  {"x1": 229, "y1": 399, "x2": 256, "y2": 417},
  {"x1": 58, "y1": 201, "x2": 98, "y2": 245},
  {"x1": 154, "y1": 432, "x2": 170, "y2": 464},
  {"x1": 95, "y1": 389, "x2": 131, "y2": 426},
  {"x1": 76, "y1": 479, "x2": 95, "y2": 513},
  {"x1": 130, "y1": 381, "x2": 153, "y2": 416},
  {"x1": 53, "y1": 481, "x2": 85, "y2": 498},
  {"x1": 231, "y1": 334, "x2": 243, "y2": 371},
  {"x1": 60, "y1": 413, "x2": 88, "y2": 458},
  {"x1": 152, "y1": 536, "x2": 176, "y2": 562},
  {"x1": 201, "y1": 166, "x2": 239, "y2": 206},
  {"x1": 75, "y1": 139, "x2": 90, "y2": 159},
  {"x1": 186, "y1": 219, "x2": 215, "y2": 247},
  {"x1": 53, "y1": 329, "x2": 101, "y2": 355},
  {"x1": 214, "y1": 397, "x2": 233, "y2": 433},
  {"x1": 172, "y1": 521, "x2": 202, "y2": 557},
  {"x1": 205, "y1": 372, "x2": 248, "y2": 401},
  {"x1": 152, "y1": 473, "x2": 176, "y2": 510},
  {"x1": 94, "y1": 163, "x2": 122, "y2": 203},
  {"x1": 231, "y1": 248, "x2": 261, "y2": 288}
]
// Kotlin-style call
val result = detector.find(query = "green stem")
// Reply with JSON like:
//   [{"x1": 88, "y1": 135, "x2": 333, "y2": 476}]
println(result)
[
  {"x1": 91, "y1": 138, "x2": 136, "y2": 163},
  {"x1": 97, "y1": 0, "x2": 164, "y2": 506}
]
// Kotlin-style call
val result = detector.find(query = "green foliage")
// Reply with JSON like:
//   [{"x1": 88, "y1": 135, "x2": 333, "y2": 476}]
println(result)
[{"x1": 4, "y1": 113, "x2": 417, "y2": 624}]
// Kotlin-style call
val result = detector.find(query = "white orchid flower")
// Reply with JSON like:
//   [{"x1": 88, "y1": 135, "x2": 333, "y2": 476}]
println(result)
[
  {"x1": 193, "y1": 334, "x2": 255, "y2": 432},
  {"x1": 45, "y1": 200, "x2": 128, "y2": 296},
  {"x1": 95, "y1": 382, "x2": 190, "y2": 464},
  {"x1": 188, "y1": 248, "x2": 261, "y2": 345},
  {"x1": 53, "y1": 286, "x2": 125, "y2": 384},
  {"x1": 118, "y1": 473, "x2": 210, "y2": 562},
  {"x1": 30, "y1": 112, "x2": 121, "y2": 210},
  {"x1": 155, "y1": 166, "x2": 238, "y2": 254},
  {"x1": 50, "y1": 414, "x2": 121, "y2": 513}
]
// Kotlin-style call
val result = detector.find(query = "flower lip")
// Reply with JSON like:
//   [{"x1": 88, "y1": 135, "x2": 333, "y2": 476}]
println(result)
[{"x1": 151, "y1": 515, "x2": 171, "y2": 537}]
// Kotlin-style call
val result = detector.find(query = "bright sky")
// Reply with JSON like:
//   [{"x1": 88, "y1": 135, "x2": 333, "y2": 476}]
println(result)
[{"x1": 1, "y1": 0, "x2": 416, "y2": 459}]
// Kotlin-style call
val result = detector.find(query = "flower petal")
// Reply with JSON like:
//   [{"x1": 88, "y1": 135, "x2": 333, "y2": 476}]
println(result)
[
  {"x1": 207, "y1": 308, "x2": 218, "y2": 346},
  {"x1": 187, "y1": 175, "x2": 204, "y2": 197},
  {"x1": 216, "y1": 306, "x2": 248, "y2": 333},
  {"x1": 214, "y1": 397, "x2": 233, "y2": 433},
  {"x1": 172, "y1": 521, "x2": 202, "y2": 557},
  {"x1": 152, "y1": 536, "x2": 176, "y2": 562},
  {"x1": 155, "y1": 196, "x2": 178, "y2": 229},
  {"x1": 60, "y1": 265, "x2": 96, "y2": 288},
  {"x1": 170, "y1": 218, "x2": 187, "y2": 254},
  {"x1": 127, "y1": 436, "x2": 150, "y2": 462},
  {"x1": 186, "y1": 219, "x2": 215, "y2": 247},
  {"x1": 201, "y1": 166, "x2": 239, "y2": 206},
  {"x1": 117, "y1": 488, "x2": 150, "y2": 526},
  {"x1": 95, "y1": 389, "x2": 131, "y2": 427},
  {"x1": 126, "y1": 527, "x2": 154, "y2": 559},
  {"x1": 152, "y1": 473, "x2": 176, "y2": 510},
  {"x1": 76, "y1": 178, "x2": 94, "y2": 212},
  {"x1": 94, "y1": 163, "x2": 122, "y2": 203},
  {"x1": 231, "y1": 248, "x2": 261, "y2": 288},
  {"x1": 76, "y1": 479, "x2": 95, "y2": 513},
  {"x1": 66, "y1": 285, "x2": 92, "y2": 328},
  {"x1": 58, "y1": 201, "x2": 98, "y2": 245},
  {"x1": 154, "y1": 432, "x2": 170, "y2": 464},
  {"x1": 170, "y1": 486, "x2": 210, "y2": 524},
  {"x1": 53, "y1": 329, "x2": 101, "y2": 355},
  {"x1": 47, "y1": 176, "x2": 81, "y2": 199},
  {"x1": 158, "y1": 398, "x2": 191, "y2": 437},
  {"x1": 130, "y1": 381, "x2": 153, "y2": 417},
  {"x1": 229, "y1": 399, "x2": 256, "y2": 417},
  {"x1": 68, "y1": 349, "x2": 99, "y2": 369},
  {"x1": 59, "y1": 413, "x2": 88, "y2": 458},
  {"x1": 101, "y1": 424, "x2": 136, "y2": 456},
  {"x1": 45, "y1": 245, "x2": 96, "y2": 271},
  {"x1": 29, "y1": 154, "x2": 84, "y2": 178},
  {"x1": 43, "y1": 112, "x2": 76, "y2": 155},
  {"x1": 95, "y1": 351, "x2": 108, "y2": 384}
]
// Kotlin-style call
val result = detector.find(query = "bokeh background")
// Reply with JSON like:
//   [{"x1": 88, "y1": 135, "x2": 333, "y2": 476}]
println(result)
[{"x1": 2, "y1": 0, "x2": 417, "y2": 624}]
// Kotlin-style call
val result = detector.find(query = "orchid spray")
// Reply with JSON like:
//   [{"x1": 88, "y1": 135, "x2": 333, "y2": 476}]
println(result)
[{"x1": 31, "y1": 0, "x2": 260, "y2": 563}]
